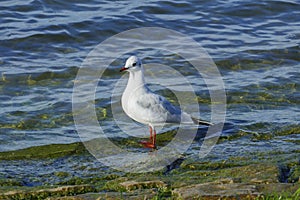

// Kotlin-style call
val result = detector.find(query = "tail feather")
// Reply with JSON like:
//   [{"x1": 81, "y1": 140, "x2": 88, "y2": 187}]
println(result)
[{"x1": 191, "y1": 117, "x2": 213, "y2": 126}]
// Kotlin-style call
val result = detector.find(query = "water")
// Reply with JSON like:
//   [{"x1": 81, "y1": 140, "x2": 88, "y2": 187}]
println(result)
[{"x1": 0, "y1": 0, "x2": 299, "y2": 153}]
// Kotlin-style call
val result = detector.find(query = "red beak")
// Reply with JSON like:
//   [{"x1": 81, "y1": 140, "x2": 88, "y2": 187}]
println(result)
[{"x1": 119, "y1": 67, "x2": 128, "y2": 72}]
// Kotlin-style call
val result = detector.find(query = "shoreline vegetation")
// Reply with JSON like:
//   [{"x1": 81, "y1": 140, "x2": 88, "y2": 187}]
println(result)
[{"x1": 0, "y1": 125, "x2": 299, "y2": 199}]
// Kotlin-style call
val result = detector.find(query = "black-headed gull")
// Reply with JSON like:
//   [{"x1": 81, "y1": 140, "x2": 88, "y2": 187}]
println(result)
[{"x1": 120, "y1": 56, "x2": 212, "y2": 149}]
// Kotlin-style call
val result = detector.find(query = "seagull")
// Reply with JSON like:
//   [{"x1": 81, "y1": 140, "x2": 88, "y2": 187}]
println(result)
[{"x1": 120, "y1": 56, "x2": 212, "y2": 149}]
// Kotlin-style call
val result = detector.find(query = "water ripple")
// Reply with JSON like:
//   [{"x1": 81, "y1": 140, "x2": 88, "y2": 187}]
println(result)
[{"x1": 0, "y1": 0, "x2": 299, "y2": 151}]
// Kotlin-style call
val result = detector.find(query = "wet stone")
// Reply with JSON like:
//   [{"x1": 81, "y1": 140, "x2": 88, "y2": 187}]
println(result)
[
  {"x1": 172, "y1": 182, "x2": 261, "y2": 199},
  {"x1": 0, "y1": 185, "x2": 96, "y2": 199},
  {"x1": 119, "y1": 180, "x2": 167, "y2": 191}
]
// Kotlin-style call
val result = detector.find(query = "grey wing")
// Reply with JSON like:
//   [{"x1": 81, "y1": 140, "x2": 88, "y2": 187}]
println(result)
[
  {"x1": 136, "y1": 93, "x2": 183, "y2": 124},
  {"x1": 159, "y1": 96, "x2": 183, "y2": 123}
]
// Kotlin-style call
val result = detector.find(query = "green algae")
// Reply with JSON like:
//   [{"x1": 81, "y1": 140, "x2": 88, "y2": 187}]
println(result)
[
  {"x1": 218, "y1": 124, "x2": 300, "y2": 143},
  {"x1": 104, "y1": 129, "x2": 178, "y2": 149},
  {"x1": 0, "y1": 142, "x2": 86, "y2": 160},
  {"x1": 101, "y1": 162, "x2": 299, "y2": 199},
  {"x1": 275, "y1": 125, "x2": 300, "y2": 136},
  {"x1": 0, "y1": 126, "x2": 299, "y2": 199},
  {"x1": 0, "y1": 157, "x2": 299, "y2": 199},
  {"x1": 57, "y1": 173, "x2": 121, "y2": 189},
  {"x1": 54, "y1": 172, "x2": 71, "y2": 179},
  {"x1": 288, "y1": 165, "x2": 300, "y2": 183},
  {"x1": 0, "y1": 111, "x2": 74, "y2": 131},
  {"x1": 257, "y1": 185, "x2": 300, "y2": 200},
  {"x1": 103, "y1": 177, "x2": 129, "y2": 192},
  {"x1": 170, "y1": 163, "x2": 278, "y2": 187},
  {"x1": 0, "y1": 185, "x2": 96, "y2": 200},
  {"x1": 0, "y1": 179, "x2": 24, "y2": 187}
]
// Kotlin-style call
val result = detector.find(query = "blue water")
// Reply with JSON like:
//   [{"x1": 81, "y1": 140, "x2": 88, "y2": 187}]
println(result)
[{"x1": 0, "y1": 0, "x2": 299, "y2": 152}]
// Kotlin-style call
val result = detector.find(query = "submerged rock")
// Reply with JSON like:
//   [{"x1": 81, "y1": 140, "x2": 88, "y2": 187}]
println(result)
[
  {"x1": 0, "y1": 185, "x2": 96, "y2": 200},
  {"x1": 119, "y1": 180, "x2": 166, "y2": 191},
  {"x1": 172, "y1": 182, "x2": 261, "y2": 199}
]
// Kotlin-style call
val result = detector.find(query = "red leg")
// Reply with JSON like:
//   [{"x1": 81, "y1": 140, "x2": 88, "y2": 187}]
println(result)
[
  {"x1": 152, "y1": 129, "x2": 156, "y2": 146},
  {"x1": 140, "y1": 125, "x2": 157, "y2": 149},
  {"x1": 149, "y1": 126, "x2": 153, "y2": 142}
]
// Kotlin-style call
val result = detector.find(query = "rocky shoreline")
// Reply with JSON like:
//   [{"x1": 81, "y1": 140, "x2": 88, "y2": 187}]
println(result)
[
  {"x1": 0, "y1": 126, "x2": 299, "y2": 199},
  {"x1": 1, "y1": 168, "x2": 299, "y2": 199}
]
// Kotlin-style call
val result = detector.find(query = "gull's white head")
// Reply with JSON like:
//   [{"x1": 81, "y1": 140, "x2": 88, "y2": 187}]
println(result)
[{"x1": 120, "y1": 56, "x2": 143, "y2": 73}]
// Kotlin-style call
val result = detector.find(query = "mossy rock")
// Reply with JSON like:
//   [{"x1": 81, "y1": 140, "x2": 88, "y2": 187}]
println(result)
[
  {"x1": 54, "y1": 172, "x2": 71, "y2": 178},
  {"x1": 288, "y1": 165, "x2": 300, "y2": 183},
  {"x1": 0, "y1": 143, "x2": 87, "y2": 160},
  {"x1": 0, "y1": 179, "x2": 24, "y2": 187},
  {"x1": 275, "y1": 125, "x2": 300, "y2": 136},
  {"x1": 119, "y1": 180, "x2": 167, "y2": 191},
  {"x1": 0, "y1": 185, "x2": 96, "y2": 200}
]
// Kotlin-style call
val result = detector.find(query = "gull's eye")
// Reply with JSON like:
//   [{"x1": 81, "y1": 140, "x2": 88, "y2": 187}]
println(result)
[{"x1": 132, "y1": 62, "x2": 137, "y2": 67}]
